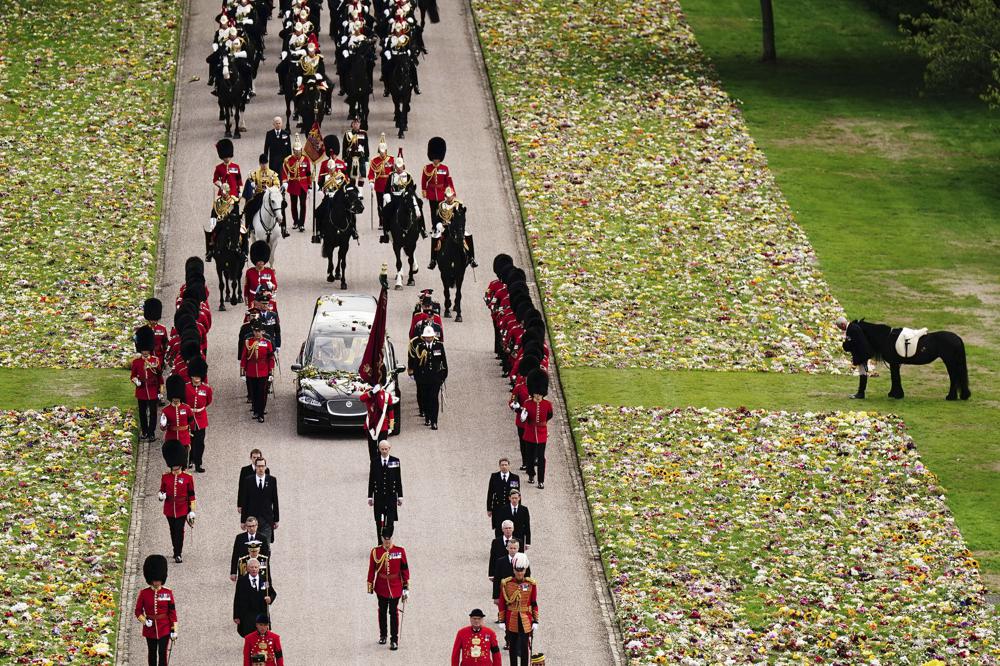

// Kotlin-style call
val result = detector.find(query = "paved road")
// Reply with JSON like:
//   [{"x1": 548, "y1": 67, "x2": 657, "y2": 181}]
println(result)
[{"x1": 120, "y1": 0, "x2": 619, "y2": 663}]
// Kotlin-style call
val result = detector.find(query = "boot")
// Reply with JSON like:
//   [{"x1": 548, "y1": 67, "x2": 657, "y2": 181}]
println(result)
[
  {"x1": 350, "y1": 220, "x2": 359, "y2": 241},
  {"x1": 204, "y1": 231, "x2": 214, "y2": 262},
  {"x1": 427, "y1": 244, "x2": 437, "y2": 270},
  {"x1": 850, "y1": 375, "x2": 867, "y2": 399},
  {"x1": 281, "y1": 221, "x2": 290, "y2": 238},
  {"x1": 465, "y1": 235, "x2": 478, "y2": 267}
]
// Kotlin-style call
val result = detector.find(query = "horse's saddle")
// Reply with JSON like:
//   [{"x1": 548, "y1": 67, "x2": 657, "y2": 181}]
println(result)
[{"x1": 894, "y1": 327, "x2": 927, "y2": 358}]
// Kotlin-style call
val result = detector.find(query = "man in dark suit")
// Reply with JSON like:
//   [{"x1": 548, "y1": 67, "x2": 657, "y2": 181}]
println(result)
[
  {"x1": 491, "y1": 536, "x2": 531, "y2": 602},
  {"x1": 486, "y1": 457, "x2": 520, "y2": 530},
  {"x1": 263, "y1": 116, "x2": 292, "y2": 176},
  {"x1": 230, "y1": 516, "x2": 272, "y2": 581},
  {"x1": 239, "y1": 458, "x2": 280, "y2": 543},
  {"x1": 233, "y1": 558, "x2": 277, "y2": 637},
  {"x1": 368, "y1": 440, "x2": 403, "y2": 543},
  {"x1": 492, "y1": 489, "x2": 530, "y2": 549},
  {"x1": 488, "y1": 520, "x2": 524, "y2": 579},
  {"x1": 236, "y1": 448, "x2": 269, "y2": 527}
]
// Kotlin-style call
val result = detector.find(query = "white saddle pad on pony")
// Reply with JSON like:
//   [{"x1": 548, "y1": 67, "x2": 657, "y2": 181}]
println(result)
[{"x1": 895, "y1": 327, "x2": 927, "y2": 358}]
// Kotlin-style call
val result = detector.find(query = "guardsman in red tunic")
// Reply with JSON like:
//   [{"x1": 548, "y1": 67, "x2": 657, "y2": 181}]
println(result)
[
  {"x1": 160, "y1": 375, "x2": 195, "y2": 454},
  {"x1": 281, "y1": 135, "x2": 312, "y2": 231},
  {"x1": 132, "y1": 328, "x2": 163, "y2": 443},
  {"x1": 135, "y1": 555, "x2": 177, "y2": 666},
  {"x1": 520, "y1": 370, "x2": 553, "y2": 488},
  {"x1": 360, "y1": 383, "x2": 396, "y2": 462},
  {"x1": 497, "y1": 553, "x2": 538, "y2": 666},
  {"x1": 244, "y1": 241, "x2": 278, "y2": 306},
  {"x1": 421, "y1": 136, "x2": 454, "y2": 267},
  {"x1": 185, "y1": 358, "x2": 213, "y2": 474},
  {"x1": 367, "y1": 526, "x2": 409, "y2": 650},
  {"x1": 242, "y1": 614, "x2": 285, "y2": 666},
  {"x1": 452, "y1": 609, "x2": 502, "y2": 666},
  {"x1": 366, "y1": 133, "x2": 394, "y2": 228},
  {"x1": 140, "y1": 298, "x2": 169, "y2": 370},
  {"x1": 213, "y1": 138, "x2": 243, "y2": 198},
  {"x1": 158, "y1": 440, "x2": 197, "y2": 563},
  {"x1": 241, "y1": 321, "x2": 276, "y2": 422}
]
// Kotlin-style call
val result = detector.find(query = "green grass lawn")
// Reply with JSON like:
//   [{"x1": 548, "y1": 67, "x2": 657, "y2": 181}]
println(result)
[
  {"x1": 0, "y1": 368, "x2": 133, "y2": 411},
  {"x1": 575, "y1": 0, "x2": 1000, "y2": 586}
]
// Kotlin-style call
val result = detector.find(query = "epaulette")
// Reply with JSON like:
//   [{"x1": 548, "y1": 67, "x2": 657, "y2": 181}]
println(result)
[
  {"x1": 500, "y1": 576, "x2": 512, "y2": 586},
  {"x1": 524, "y1": 576, "x2": 537, "y2": 584}
]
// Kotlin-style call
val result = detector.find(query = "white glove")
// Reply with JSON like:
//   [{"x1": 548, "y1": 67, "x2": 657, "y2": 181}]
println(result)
[
  {"x1": 159, "y1": 414, "x2": 167, "y2": 428},
  {"x1": 292, "y1": 48, "x2": 306, "y2": 57},
  {"x1": 314, "y1": 74, "x2": 322, "y2": 82},
  {"x1": 296, "y1": 76, "x2": 303, "y2": 86},
  {"x1": 244, "y1": 18, "x2": 254, "y2": 24},
  {"x1": 532, "y1": 623, "x2": 538, "y2": 631},
  {"x1": 281, "y1": 182, "x2": 288, "y2": 193},
  {"x1": 235, "y1": 50, "x2": 247, "y2": 59},
  {"x1": 212, "y1": 43, "x2": 219, "y2": 52},
  {"x1": 145, "y1": 618, "x2": 153, "y2": 627},
  {"x1": 268, "y1": 375, "x2": 273, "y2": 384},
  {"x1": 187, "y1": 511, "x2": 197, "y2": 520},
  {"x1": 382, "y1": 193, "x2": 391, "y2": 205},
  {"x1": 170, "y1": 631, "x2": 178, "y2": 640},
  {"x1": 133, "y1": 377, "x2": 142, "y2": 387},
  {"x1": 373, "y1": 384, "x2": 382, "y2": 393},
  {"x1": 510, "y1": 401, "x2": 520, "y2": 411},
  {"x1": 281, "y1": 50, "x2": 288, "y2": 60},
  {"x1": 402, "y1": 590, "x2": 409, "y2": 599},
  {"x1": 519, "y1": 408, "x2": 528, "y2": 422},
  {"x1": 158, "y1": 492, "x2": 167, "y2": 502}
]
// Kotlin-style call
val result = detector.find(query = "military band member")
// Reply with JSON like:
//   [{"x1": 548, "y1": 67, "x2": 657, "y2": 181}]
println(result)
[
  {"x1": 135, "y1": 554, "x2": 177, "y2": 666},
  {"x1": 160, "y1": 375, "x2": 195, "y2": 457},
  {"x1": 367, "y1": 134, "x2": 394, "y2": 226},
  {"x1": 243, "y1": 614, "x2": 284, "y2": 666},
  {"x1": 497, "y1": 553, "x2": 538, "y2": 666},
  {"x1": 360, "y1": 383, "x2": 396, "y2": 462},
  {"x1": 421, "y1": 136, "x2": 453, "y2": 229},
  {"x1": 281, "y1": 136, "x2": 312, "y2": 231},
  {"x1": 452, "y1": 609, "x2": 502, "y2": 666},
  {"x1": 132, "y1": 327, "x2": 163, "y2": 442},
  {"x1": 368, "y1": 440, "x2": 403, "y2": 542},
  {"x1": 241, "y1": 321, "x2": 276, "y2": 422},
  {"x1": 185, "y1": 358, "x2": 212, "y2": 474},
  {"x1": 208, "y1": 180, "x2": 241, "y2": 262},
  {"x1": 245, "y1": 241, "x2": 278, "y2": 306},
  {"x1": 343, "y1": 115, "x2": 369, "y2": 185},
  {"x1": 231, "y1": 517, "x2": 272, "y2": 581},
  {"x1": 366, "y1": 525, "x2": 409, "y2": 650},
  {"x1": 234, "y1": 561, "x2": 278, "y2": 637},
  {"x1": 317, "y1": 134, "x2": 347, "y2": 188},
  {"x1": 245, "y1": 153, "x2": 289, "y2": 238},
  {"x1": 407, "y1": 325, "x2": 447, "y2": 429},
  {"x1": 158, "y1": 440, "x2": 197, "y2": 564}
]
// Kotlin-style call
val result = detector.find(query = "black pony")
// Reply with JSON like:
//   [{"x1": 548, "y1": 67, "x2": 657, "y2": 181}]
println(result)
[
  {"x1": 317, "y1": 180, "x2": 365, "y2": 288},
  {"x1": 853, "y1": 320, "x2": 970, "y2": 400},
  {"x1": 213, "y1": 207, "x2": 246, "y2": 310},
  {"x1": 388, "y1": 53, "x2": 415, "y2": 139},
  {"x1": 437, "y1": 209, "x2": 468, "y2": 322},
  {"x1": 216, "y1": 55, "x2": 247, "y2": 139}
]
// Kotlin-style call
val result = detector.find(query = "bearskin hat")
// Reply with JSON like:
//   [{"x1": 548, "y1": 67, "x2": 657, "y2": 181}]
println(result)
[
  {"x1": 526, "y1": 369, "x2": 549, "y2": 397},
  {"x1": 162, "y1": 438, "x2": 187, "y2": 469},
  {"x1": 187, "y1": 356, "x2": 208, "y2": 380},
  {"x1": 323, "y1": 134, "x2": 340, "y2": 156},
  {"x1": 143, "y1": 554, "x2": 169, "y2": 585},
  {"x1": 165, "y1": 374, "x2": 187, "y2": 402},
  {"x1": 513, "y1": 300, "x2": 533, "y2": 323},
  {"x1": 427, "y1": 136, "x2": 446, "y2": 161},
  {"x1": 504, "y1": 267, "x2": 526, "y2": 286},
  {"x1": 173, "y1": 311, "x2": 196, "y2": 335},
  {"x1": 135, "y1": 326, "x2": 155, "y2": 353},
  {"x1": 184, "y1": 282, "x2": 207, "y2": 304},
  {"x1": 250, "y1": 240, "x2": 271, "y2": 265},
  {"x1": 381, "y1": 524, "x2": 394, "y2": 539},
  {"x1": 492, "y1": 253, "x2": 513, "y2": 276},
  {"x1": 180, "y1": 339, "x2": 201, "y2": 363},
  {"x1": 216, "y1": 138, "x2": 234, "y2": 160},
  {"x1": 185, "y1": 256, "x2": 205, "y2": 280},
  {"x1": 517, "y1": 354, "x2": 541, "y2": 377},
  {"x1": 522, "y1": 308, "x2": 544, "y2": 328},
  {"x1": 143, "y1": 298, "x2": 163, "y2": 321}
]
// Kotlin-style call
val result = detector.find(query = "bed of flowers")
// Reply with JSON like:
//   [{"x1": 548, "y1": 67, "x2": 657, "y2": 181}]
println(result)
[
  {"x1": 0, "y1": 0, "x2": 180, "y2": 369},
  {"x1": 472, "y1": 0, "x2": 846, "y2": 372},
  {"x1": 0, "y1": 407, "x2": 135, "y2": 664},
  {"x1": 575, "y1": 405, "x2": 1000, "y2": 663}
]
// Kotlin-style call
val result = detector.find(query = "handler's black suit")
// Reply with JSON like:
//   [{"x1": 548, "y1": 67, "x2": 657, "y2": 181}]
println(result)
[
  {"x1": 239, "y1": 473, "x2": 280, "y2": 543},
  {"x1": 233, "y1": 572, "x2": 278, "y2": 637},
  {"x1": 493, "y1": 502, "x2": 531, "y2": 546},
  {"x1": 486, "y1": 471, "x2": 520, "y2": 529},
  {"x1": 230, "y1": 530, "x2": 272, "y2": 577},
  {"x1": 368, "y1": 454, "x2": 402, "y2": 542}
]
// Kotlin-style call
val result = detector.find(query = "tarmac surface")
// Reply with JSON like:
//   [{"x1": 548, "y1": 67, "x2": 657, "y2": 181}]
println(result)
[{"x1": 119, "y1": 0, "x2": 621, "y2": 663}]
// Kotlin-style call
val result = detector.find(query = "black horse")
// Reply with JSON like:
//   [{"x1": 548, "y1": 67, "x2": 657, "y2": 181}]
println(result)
[
  {"x1": 437, "y1": 211, "x2": 468, "y2": 322},
  {"x1": 342, "y1": 43, "x2": 374, "y2": 129},
  {"x1": 388, "y1": 52, "x2": 415, "y2": 138},
  {"x1": 296, "y1": 80, "x2": 326, "y2": 134},
  {"x1": 853, "y1": 320, "x2": 971, "y2": 401},
  {"x1": 387, "y1": 187, "x2": 423, "y2": 287},
  {"x1": 317, "y1": 181, "x2": 365, "y2": 288},
  {"x1": 216, "y1": 55, "x2": 248, "y2": 139},
  {"x1": 213, "y1": 207, "x2": 246, "y2": 310}
]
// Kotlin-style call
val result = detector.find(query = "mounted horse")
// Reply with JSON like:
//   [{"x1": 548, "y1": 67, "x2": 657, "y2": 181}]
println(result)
[
  {"x1": 213, "y1": 204, "x2": 246, "y2": 310},
  {"x1": 251, "y1": 185, "x2": 284, "y2": 266},
  {"x1": 342, "y1": 41, "x2": 374, "y2": 129},
  {"x1": 851, "y1": 320, "x2": 971, "y2": 400},
  {"x1": 216, "y1": 54, "x2": 248, "y2": 139},
  {"x1": 296, "y1": 78, "x2": 327, "y2": 134},
  {"x1": 316, "y1": 172, "x2": 365, "y2": 288},
  {"x1": 388, "y1": 49, "x2": 415, "y2": 138},
  {"x1": 386, "y1": 184, "x2": 423, "y2": 288},
  {"x1": 437, "y1": 206, "x2": 468, "y2": 322}
]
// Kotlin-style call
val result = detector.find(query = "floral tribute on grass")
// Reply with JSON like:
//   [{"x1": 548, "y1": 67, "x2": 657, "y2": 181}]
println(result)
[
  {"x1": 0, "y1": 408, "x2": 135, "y2": 664},
  {"x1": 473, "y1": 0, "x2": 846, "y2": 372},
  {"x1": 576, "y1": 406, "x2": 1000, "y2": 663},
  {"x1": 0, "y1": 1, "x2": 180, "y2": 369}
]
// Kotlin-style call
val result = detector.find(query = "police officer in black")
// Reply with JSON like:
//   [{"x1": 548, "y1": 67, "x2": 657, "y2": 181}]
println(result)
[
  {"x1": 368, "y1": 440, "x2": 403, "y2": 543},
  {"x1": 407, "y1": 324, "x2": 447, "y2": 430}
]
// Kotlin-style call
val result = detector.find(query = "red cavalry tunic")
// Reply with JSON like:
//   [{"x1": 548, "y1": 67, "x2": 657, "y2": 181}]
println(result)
[
  {"x1": 184, "y1": 382, "x2": 213, "y2": 430},
  {"x1": 281, "y1": 154, "x2": 312, "y2": 196},
  {"x1": 520, "y1": 398, "x2": 553, "y2": 444},
  {"x1": 367, "y1": 544, "x2": 409, "y2": 598},
  {"x1": 131, "y1": 356, "x2": 163, "y2": 401},
  {"x1": 160, "y1": 471, "x2": 195, "y2": 518},
  {"x1": 451, "y1": 625, "x2": 502, "y2": 666},
  {"x1": 134, "y1": 586, "x2": 177, "y2": 640},
  {"x1": 318, "y1": 156, "x2": 347, "y2": 188},
  {"x1": 160, "y1": 403, "x2": 195, "y2": 446},
  {"x1": 213, "y1": 160, "x2": 243, "y2": 197},
  {"x1": 243, "y1": 630, "x2": 284, "y2": 666},
  {"x1": 360, "y1": 388, "x2": 396, "y2": 436},
  {"x1": 241, "y1": 337, "x2": 276, "y2": 378},
  {"x1": 421, "y1": 162, "x2": 453, "y2": 202},
  {"x1": 244, "y1": 266, "x2": 278, "y2": 305},
  {"x1": 498, "y1": 576, "x2": 538, "y2": 634},
  {"x1": 367, "y1": 154, "x2": 395, "y2": 193}
]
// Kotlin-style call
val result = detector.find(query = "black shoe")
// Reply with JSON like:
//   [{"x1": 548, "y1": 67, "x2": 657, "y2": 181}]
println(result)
[
  {"x1": 211, "y1": 89, "x2": 218, "y2": 97},
  {"x1": 281, "y1": 229, "x2": 290, "y2": 238},
  {"x1": 379, "y1": 234, "x2": 389, "y2": 244},
  {"x1": 207, "y1": 78, "x2": 215, "y2": 86},
  {"x1": 257, "y1": 415, "x2": 265, "y2": 423},
  {"x1": 390, "y1": 641, "x2": 398, "y2": 650},
  {"x1": 277, "y1": 88, "x2": 286, "y2": 96},
  {"x1": 424, "y1": 419, "x2": 431, "y2": 426},
  {"x1": 205, "y1": 252, "x2": 213, "y2": 262},
  {"x1": 537, "y1": 482, "x2": 544, "y2": 489},
  {"x1": 195, "y1": 466, "x2": 206, "y2": 473},
  {"x1": 378, "y1": 637, "x2": 387, "y2": 645},
  {"x1": 469, "y1": 258, "x2": 479, "y2": 268},
  {"x1": 383, "y1": 89, "x2": 390, "y2": 97},
  {"x1": 414, "y1": 87, "x2": 421, "y2": 95},
  {"x1": 352, "y1": 231, "x2": 359, "y2": 240},
  {"x1": 430, "y1": 423, "x2": 438, "y2": 430},
  {"x1": 174, "y1": 555, "x2": 183, "y2": 564},
  {"x1": 427, "y1": 261, "x2": 436, "y2": 270},
  {"x1": 527, "y1": 476, "x2": 535, "y2": 484}
]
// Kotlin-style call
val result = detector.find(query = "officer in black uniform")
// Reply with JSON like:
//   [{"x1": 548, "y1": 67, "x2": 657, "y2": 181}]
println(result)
[{"x1": 407, "y1": 324, "x2": 447, "y2": 429}]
